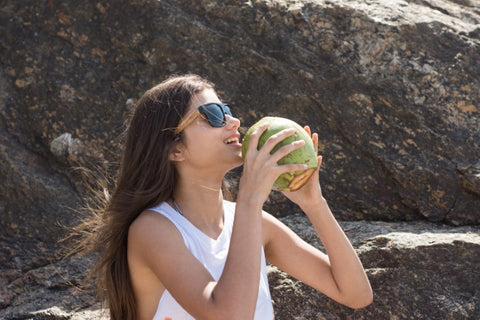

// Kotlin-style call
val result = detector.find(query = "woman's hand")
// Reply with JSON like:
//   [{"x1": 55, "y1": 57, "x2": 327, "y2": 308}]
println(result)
[
  {"x1": 282, "y1": 126, "x2": 324, "y2": 210},
  {"x1": 238, "y1": 123, "x2": 309, "y2": 206},
  {"x1": 264, "y1": 126, "x2": 373, "y2": 308}
]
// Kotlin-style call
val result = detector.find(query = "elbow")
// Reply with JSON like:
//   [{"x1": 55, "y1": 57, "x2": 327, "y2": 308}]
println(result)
[
  {"x1": 206, "y1": 310, "x2": 254, "y2": 320},
  {"x1": 345, "y1": 289, "x2": 374, "y2": 309},
  {"x1": 202, "y1": 298, "x2": 255, "y2": 320},
  {"x1": 350, "y1": 296, "x2": 374, "y2": 309}
]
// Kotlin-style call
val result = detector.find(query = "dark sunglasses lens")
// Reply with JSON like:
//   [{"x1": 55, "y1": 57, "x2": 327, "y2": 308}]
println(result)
[
  {"x1": 199, "y1": 103, "x2": 232, "y2": 127},
  {"x1": 223, "y1": 104, "x2": 232, "y2": 116}
]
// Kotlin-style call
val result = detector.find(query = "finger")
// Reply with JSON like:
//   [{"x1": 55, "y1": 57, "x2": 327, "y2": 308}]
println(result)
[
  {"x1": 303, "y1": 125, "x2": 311, "y2": 137},
  {"x1": 312, "y1": 132, "x2": 319, "y2": 153},
  {"x1": 276, "y1": 163, "x2": 309, "y2": 175},
  {"x1": 317, "y1": 155, "x2": 323, "y2": 170},
  {"x1": 269, "y1": 139, "x2": 305, "y2": 164},
  {"x1": 246, "y1": 122, "x2": 269, "y2": 155},
  {"x1": 260, "y1": 127, "x2": 296, "y2": 154}
]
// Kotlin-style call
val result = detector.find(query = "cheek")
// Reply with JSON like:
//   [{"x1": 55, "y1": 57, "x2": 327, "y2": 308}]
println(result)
[{"x1": 183, "y1": 134, "x2": 211, "y2": 159}]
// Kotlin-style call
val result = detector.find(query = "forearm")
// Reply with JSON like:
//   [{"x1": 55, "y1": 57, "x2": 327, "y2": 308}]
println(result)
[
  {"x1": 211, "y1": 193, "x2": 263, "y2": 318},
  {"x1": 301, "y1": 198, "x2": 373, "y2": 308}
]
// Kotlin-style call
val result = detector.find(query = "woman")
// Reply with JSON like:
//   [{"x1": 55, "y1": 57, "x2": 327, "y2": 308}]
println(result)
[{"x1": 77, "y1": 74, "x2": 372, "y2": 320}]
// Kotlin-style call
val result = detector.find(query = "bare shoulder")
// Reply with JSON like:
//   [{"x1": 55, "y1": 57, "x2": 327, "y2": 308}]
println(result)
[
  {"x1": 128, "y1": 209, "x2": 192, "y2": 318},
  {"x1": 261, "y1": 211, "x2": 293, "y2": 248},
  {"x1": 128, "y1": 209, "x2": 185, "y2": 266},
  {"x1": 261, "y1": 210, "x2": 276, "y2": 235},
  {"x1": 261, "y1": 210, "x2": 324, "y2": 266},
  {"x1": 130, "y1": 210, "x2": 179, "y2": 241},
  {"x1": 261, "y1": 210, "x2": 292, "y2": 236}
]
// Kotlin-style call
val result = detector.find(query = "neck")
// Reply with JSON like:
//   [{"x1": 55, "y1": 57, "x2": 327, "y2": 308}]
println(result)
[{"x1": 173, "y1": 174, "x2": 225, "y2": 239}]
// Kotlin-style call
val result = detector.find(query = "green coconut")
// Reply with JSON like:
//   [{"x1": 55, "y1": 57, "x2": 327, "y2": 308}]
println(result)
[{"x1": 242, "y1": 116, "x2": 318, "y2": 192}]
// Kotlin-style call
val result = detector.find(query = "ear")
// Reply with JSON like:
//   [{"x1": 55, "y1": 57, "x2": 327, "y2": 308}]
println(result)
[{"x1": 169, "y1": 142, "x2": 185, "y2": 162}]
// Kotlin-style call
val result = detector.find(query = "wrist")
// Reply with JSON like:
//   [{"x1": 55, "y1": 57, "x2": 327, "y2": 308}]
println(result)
[
  {"x1": 236, "y1": 189, "x2": 265, "y2": 212},
  {"x1": 300, "y1": 196, "x2": 328, "y2": 215}
]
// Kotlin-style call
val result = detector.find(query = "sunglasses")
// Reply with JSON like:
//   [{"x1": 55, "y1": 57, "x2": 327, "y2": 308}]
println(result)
[
  {"x1": 198, "y1": 102, "x2": 232, "y2": 127},
  {"x1": 175, "y1": 102, "x2": 233, "y2": 134}
]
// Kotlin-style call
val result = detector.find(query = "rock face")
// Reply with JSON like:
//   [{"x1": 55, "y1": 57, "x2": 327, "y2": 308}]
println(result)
[
  {"x1": 1, "y1": 217, "x2": 479, "y2": 320},
  {"x1": 1, "y1": 0, "x2": 479, "y2": 226},
  {"x1": 269, "y1": 215, "x2": 480, "y2": 320},
  {"x1": 0, "y1": 0, "x2": 479, "y2": 319}
]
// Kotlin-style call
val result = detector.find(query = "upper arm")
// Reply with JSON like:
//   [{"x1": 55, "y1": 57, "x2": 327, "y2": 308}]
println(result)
[
  {"x1": 262, "y1": 212, "x2": 343, "y2": 303},
  {"x1": 128, "y1": 211, "x2": 218, "y2": 319}
]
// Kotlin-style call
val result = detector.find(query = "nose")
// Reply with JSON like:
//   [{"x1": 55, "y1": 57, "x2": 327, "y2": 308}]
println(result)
[{"x1": 225, "y1": 114, "x2": 240, "y2": 130}]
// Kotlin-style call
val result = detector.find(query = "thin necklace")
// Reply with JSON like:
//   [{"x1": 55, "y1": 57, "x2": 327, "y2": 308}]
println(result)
[{"x1": 172, "y1": 198, "x2": 183, "y2": 216}]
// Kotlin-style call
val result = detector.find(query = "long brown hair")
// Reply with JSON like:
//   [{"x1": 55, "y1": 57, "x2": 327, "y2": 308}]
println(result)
[{"x1": 71, "y1": 74, "x2": 215, "y2": 319}]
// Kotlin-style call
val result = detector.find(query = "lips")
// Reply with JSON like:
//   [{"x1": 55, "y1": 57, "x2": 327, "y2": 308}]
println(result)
[{"x1": 224, "y1": 133, "x2": 241, "y2": 145}]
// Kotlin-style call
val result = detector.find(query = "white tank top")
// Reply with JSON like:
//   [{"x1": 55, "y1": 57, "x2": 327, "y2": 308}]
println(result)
[{"x1": 148, "y1": 200, "x2": 274, "y2": 320}]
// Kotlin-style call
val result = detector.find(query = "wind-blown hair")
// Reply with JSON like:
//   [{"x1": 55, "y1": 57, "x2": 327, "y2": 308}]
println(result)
[{"x1": 71, "y1": 74, "x2": 214, "y2": 319}]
